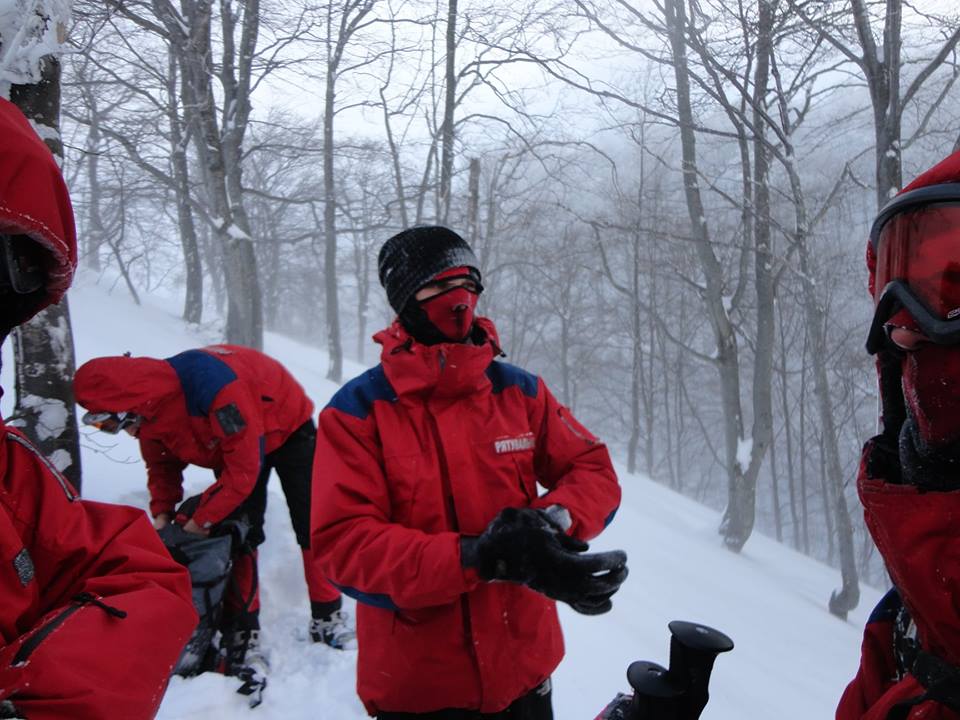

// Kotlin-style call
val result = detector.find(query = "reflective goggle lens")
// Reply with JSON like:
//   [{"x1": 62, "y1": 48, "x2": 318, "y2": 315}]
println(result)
[
  {"x1": 82, "y1": 411, "x2": 135, "y2": 434},
  {"x1": 875, "y1": 202, "x2": 960, "y2": 320}
]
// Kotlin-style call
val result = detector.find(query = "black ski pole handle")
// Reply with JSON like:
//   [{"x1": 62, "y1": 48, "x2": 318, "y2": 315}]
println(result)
[
  {"x1": 610, "y1": 621, "x2": 733, "y2": 720},
  {"x1": 626, "y1": 660, "x2": 684, "y2": 720},
  {"x1": 667, "y1": 621, "x2": 734, "y2": 720}
]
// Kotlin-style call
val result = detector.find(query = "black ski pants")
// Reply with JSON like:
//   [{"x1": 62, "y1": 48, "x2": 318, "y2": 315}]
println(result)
[
  {"x1": 237, "y1": 419, "x2": 316, "y2": 549},
  {"x1": 222, "y1": 419, "x2": 340, "y2": 629},
  {"x1": 376, "y1": 679, "x2": 553, "y2": 720}
]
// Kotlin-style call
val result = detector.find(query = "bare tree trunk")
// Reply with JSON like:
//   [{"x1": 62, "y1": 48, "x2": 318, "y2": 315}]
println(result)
[
  {"x1": 799, "y1": 339, "x2": 810, "y2": 555},
  {"x1": 83, "y1": 86, "x2": 104, "y2": 272},
  {"x1": 173, "y1": 0, "x2": 262, "y2": 348},
  {"x1": 770, "y1": 422, "x2": 783, "y2": 542},
  {"x1": 771, "y1": 45, "x2": 861, "y2": 614},
  {"x1": 778, "y1": 301, "x2": 801, "y2": 549},
  {"x1": 439, "y1": 0, "x2": 457, "y2": 223},
  {"x1": 167, "y1": 48, "x2": 203, "y2": 324},
  {"x1": 467, "y1": 158, "x2": 480, "y2": 246},
  {"x1": 663, "y1": 0, "x2": 751, "y2": 551},
  {"x1": 8, "y1": 56, "x2": 83, "y2": 493},
  {"x1": 323, "y1": 44, "x2": 343, "y2": 382},
  {"x1": 749, "y1": 0, "x2": 776, "y2": 545}
]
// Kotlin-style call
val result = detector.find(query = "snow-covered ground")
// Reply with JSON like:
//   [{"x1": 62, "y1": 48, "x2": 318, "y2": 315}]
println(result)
[{"x1": 4, "y1": 273, "x2": 883, "y2": 719}]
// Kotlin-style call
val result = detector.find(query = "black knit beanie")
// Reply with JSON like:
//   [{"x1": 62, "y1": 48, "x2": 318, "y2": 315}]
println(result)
[{"x1": 378, "y1": 226, "x2": 482, "y2": 316}]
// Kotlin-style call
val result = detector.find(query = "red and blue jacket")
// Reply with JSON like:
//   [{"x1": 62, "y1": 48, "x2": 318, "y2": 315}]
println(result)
[
  {"x1": 840, "y1": 151, "x2": 960, "y2": 720},
  {"x1": 0, "y1": 417, "x2": 197, "y2": 719},
  {"x1": 311, "y1": 317, "x2": 621, "y2": 715},
  {"x1": 74, "y1": 345, "x2": 313, "y2": 529},
  {"x1": 837, "y1": 438, "x2": 960, "y2": 720}
]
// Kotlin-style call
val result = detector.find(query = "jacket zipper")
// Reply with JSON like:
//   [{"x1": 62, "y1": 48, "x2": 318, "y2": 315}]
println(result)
[
  {"x1": 12, "y1": 593, "x2": 127, "y2": 666},
  {"x1": 425, "y1": 408, "x2": 483, "y2": 703}
]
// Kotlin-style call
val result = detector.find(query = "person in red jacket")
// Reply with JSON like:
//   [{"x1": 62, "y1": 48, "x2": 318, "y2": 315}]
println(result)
[
  {"x1": 0, "y1": 97, "x2": 198, "y2": 719},
  {"x1": 73, "y1": 345, "x2": 354, "y2": 674},
  {"x1": 312, "y1": 226, "x2": 628, "y2": 719},
  {"x1": 837, "y1": 150, "x2": 960, "y2": 720}
]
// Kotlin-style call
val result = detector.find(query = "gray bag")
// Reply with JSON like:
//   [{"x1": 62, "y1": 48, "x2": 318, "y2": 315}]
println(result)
[{"x1": 159, "y1": 519, "x2": 250, "y2": 676}]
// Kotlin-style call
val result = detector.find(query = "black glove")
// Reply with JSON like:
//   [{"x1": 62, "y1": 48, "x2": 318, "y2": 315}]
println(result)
[
  {"x1": 174, "y1": 494, "x2": 202, "y2": 524},
  {"x1": 461, "y1": 507, "x2": 628, "y2": 615}
]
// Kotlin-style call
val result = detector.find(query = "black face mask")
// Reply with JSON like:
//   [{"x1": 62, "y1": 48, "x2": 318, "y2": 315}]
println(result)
[
  {"x1": 398, "y1": 302, "x2": 449, "y2": 346},
  {"x1": 899, "y1": 412, "x2": 960, "y2": 492}
]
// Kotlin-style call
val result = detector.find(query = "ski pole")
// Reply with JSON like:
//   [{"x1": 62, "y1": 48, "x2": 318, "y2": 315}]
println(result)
[
  {"x1": 594, "y1": 621, "x2": 733, "y2": 720},
  {"x1": 666, "y1": 621, "x2": 734, "y2": 720},
  {"x1": 625, "y1": 660, "x2": 684, "y2": 720}
]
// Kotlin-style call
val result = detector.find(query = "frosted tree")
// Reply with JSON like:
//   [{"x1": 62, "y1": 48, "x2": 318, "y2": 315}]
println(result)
[{"x1": 0, "y1": 0, "x2": 83, "y2": 491}]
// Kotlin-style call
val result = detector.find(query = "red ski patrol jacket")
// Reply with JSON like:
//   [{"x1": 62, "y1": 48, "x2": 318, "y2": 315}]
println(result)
[
  {"x1": 836, "y1": 440, "x2": 960, "y2": 720},
  {"x1": 312, "y1": 317, "x2": 621, "y2": 715},
  {"x1": 839, "y1": 152, "x2": 960, "y2": 720},
  {"x1": 0, "y1": 97, "x2": 196, "y2": 719},
  {"x1": 74, "y1": 346, "x2": 314, "y2": 529},
  {"x1": 0, "y1": 418, "x2": 198, "y2": 720}
]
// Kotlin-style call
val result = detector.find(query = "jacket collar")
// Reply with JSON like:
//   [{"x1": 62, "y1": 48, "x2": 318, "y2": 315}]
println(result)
[
  {"x1": 859, "y1": 437, "x2": 960, "y2": 665},
  {"x1": 374, "y1": 316, "x2": 500, "y2": 399}
]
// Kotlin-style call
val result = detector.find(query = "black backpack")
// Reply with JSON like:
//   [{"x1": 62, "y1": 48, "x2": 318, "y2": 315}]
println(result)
[{"x1": 159, "y1": 518, "x2": 251, "y2": 676}]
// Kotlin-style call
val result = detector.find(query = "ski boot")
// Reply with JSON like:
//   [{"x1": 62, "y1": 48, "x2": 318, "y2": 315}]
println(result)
[
  {"x1": 222, "y1": 628, "x2": 269, "y2": 708},
  {"x1": 309, "y1": 609, "x2": 357, "y2": 650}
]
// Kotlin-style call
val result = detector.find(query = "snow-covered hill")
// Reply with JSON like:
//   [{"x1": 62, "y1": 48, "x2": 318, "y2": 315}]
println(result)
[{"x1": 4, "y1": 273, "x2": 882, "y2": 719}]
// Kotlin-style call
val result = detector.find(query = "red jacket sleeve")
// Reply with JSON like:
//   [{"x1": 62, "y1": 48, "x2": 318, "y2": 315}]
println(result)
[
  {"x1": 526, "y1": 380, "x2": 621, "y2": 540},
  {"x1": 0, "y1": 432, "x2": 198, "y2": 720},
  {"x1": 311, "y1": 407, "x2": 481, "y2": 610},
  {"x1": 140, "y1": 437, "x2": 187, "y2": 518},
  {"x1": 190, "y1": 381, "x2": 265, "y2": 529},
  {"x1": 833, "y1": 589, "x2": 955, "y2": 720},
  {"x1": 837, "y1": 615, "x2": 898, "y2": 719}
]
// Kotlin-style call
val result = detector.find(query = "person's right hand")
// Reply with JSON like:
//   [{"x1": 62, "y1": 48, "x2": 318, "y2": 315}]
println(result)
[
  {"x1": 152, "y1": 512, "x2": 172, "y2": 530},
  {"x1": 461, "y1": 507, "x2": 628, "y2": 614}
]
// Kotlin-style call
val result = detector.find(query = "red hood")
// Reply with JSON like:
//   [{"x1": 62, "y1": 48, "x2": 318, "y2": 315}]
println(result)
[
  {"x1": 0, "y1": 98, "x2": 76, "y2": 316},
  {"x1": 374, "y1": 316, "x2": 501, "y2": 398},
  {"x1": 74, "y1": 356, "x2": 182, "y2": 418}
]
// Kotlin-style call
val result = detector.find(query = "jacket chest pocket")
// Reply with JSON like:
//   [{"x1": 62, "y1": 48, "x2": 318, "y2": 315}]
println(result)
[
  {"x1": 0, "y1": 509, "x2": 39, "y2": 639},
  {"x1": 471, "y1": 433, "x2": 538, "y2": 508},
  {"x1": 383, "y1": 453, "x2": 422, "y2": 526}
]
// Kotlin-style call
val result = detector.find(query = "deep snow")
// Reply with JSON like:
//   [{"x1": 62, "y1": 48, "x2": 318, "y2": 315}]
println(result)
[{"x1": 3, "y1": 273, "x2": 883, "y2": 719}]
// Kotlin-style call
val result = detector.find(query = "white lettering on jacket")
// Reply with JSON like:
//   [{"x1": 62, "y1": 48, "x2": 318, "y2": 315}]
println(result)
[{"x1": 494, "y1": 433, "x2": 535, "y2": 454}]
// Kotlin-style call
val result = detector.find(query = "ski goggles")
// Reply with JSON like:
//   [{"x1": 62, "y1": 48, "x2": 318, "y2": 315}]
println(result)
[
  {"x1": 866, "y1": 183, "x2": 960, "y2": 354},
  {"x1": 81, "y1": 411, "x2": 139, "y2": 434},
  {"x1": 0, "y1": 234, "x2": 45, "y2": 296}
]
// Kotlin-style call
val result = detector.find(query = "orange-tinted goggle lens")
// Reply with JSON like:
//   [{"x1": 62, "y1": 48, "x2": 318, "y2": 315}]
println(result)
[{"x1": 875, "y1": 202, "x2": 960, "y2": 320}]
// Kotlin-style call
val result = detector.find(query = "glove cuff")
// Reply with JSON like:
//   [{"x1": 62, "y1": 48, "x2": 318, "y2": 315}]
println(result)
[{"x1": 459, "y1": 536, "x2": 480, "y2": 570}]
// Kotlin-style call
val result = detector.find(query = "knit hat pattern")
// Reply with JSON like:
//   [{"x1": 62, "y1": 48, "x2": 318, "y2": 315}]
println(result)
[{"x1": 378, "y1": 226, "x2": 481, "y2": 314}]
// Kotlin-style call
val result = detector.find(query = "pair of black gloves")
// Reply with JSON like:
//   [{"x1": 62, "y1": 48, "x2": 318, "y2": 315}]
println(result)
[{"x1": 460, "y1": 506, "x2": 628, "y2": 614}]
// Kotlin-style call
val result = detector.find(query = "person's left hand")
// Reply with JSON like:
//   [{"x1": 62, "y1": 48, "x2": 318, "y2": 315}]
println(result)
[
  {"x1": 461, "y1": 507, "x2": 628, "y2": 614},
  {"x1": 182, "y1": 518, "x2": 210, "y2": 536}
]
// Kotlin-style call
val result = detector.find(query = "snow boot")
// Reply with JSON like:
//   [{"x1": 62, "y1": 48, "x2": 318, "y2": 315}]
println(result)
[
  {"x1": 309, "y1": 609, "x2": 357, "y2": 650},
  {"x1": 223, "y1": 628, "x2": 269, "y2": 707}
]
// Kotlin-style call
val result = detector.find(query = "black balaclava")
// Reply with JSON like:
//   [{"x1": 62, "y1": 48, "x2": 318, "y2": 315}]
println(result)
[{"x1": 378, "y1": 226, "x2": 482, "y2": 345}]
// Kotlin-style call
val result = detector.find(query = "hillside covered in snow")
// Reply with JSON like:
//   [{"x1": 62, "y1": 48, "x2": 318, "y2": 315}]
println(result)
[{"x1": 3, "y1": 274, "x2": 884, "y2": 720}]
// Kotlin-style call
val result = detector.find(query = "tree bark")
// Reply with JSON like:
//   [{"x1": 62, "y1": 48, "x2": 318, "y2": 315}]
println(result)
[
  {"x1": 663, "y1": 0, "x2": 751, "y2": 551},
  {"x1": 167, "y1": 48, "x2": 203, "y2": 324},
  {"x1": 8, "y1": 56, "x2": 83, "y2": 493},
  {"x1": 439, "y1": 0, "x2": 458, "y2": 223}
]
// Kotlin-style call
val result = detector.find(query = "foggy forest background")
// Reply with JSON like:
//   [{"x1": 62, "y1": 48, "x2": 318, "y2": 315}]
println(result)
[{"x1": 4, "y1": 0, "x2": 960, "y2": 618}]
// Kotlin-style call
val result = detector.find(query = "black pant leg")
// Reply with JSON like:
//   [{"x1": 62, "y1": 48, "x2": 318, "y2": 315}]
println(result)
[
  {"x1": 504, "y1": 680, "x2": 553, "y2": 720},
  {"x1": 375, "y1": 681, "x2": 552, "y2": 720},
  {"x1": 227, "y1": 450, "x2": 273, "y2": 548},
  {"x1": 377, "y1": 711, "x2": 476, "y2": 720},
  {"x1": 267, "y1": 420, "x2": 316, "y2": 549}
]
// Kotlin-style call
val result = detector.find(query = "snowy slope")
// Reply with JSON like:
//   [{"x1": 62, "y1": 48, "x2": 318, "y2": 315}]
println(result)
[{"x1": 4, "y1": 273, "x2": 883, "y2": 719}]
